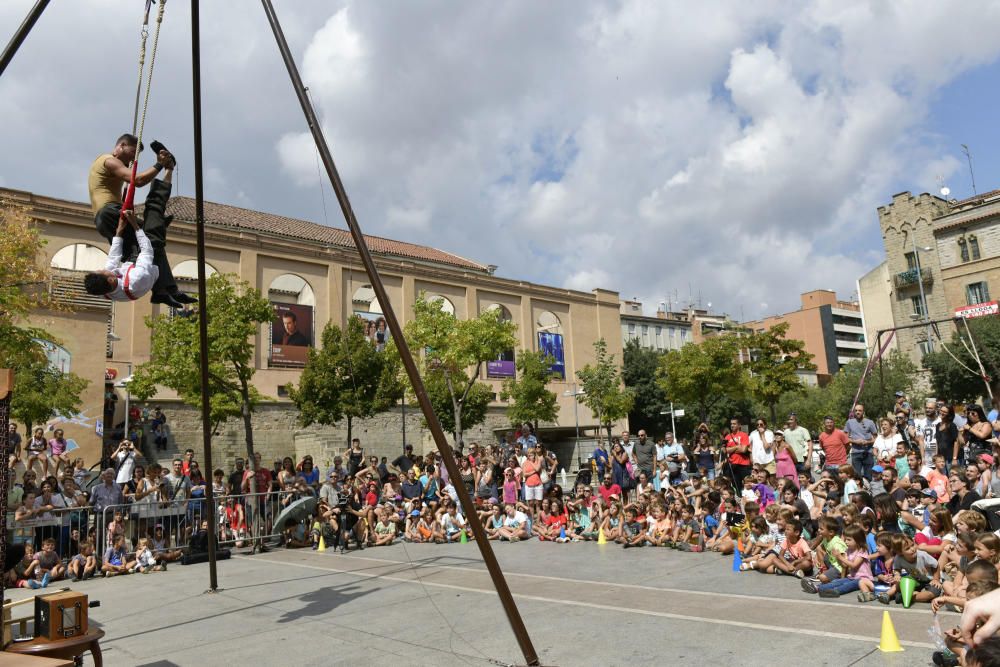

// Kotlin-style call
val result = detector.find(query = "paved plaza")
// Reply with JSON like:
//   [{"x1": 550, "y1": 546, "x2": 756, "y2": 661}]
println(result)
[{"x1": 7, "y1": 541, "x2": 943, "y2": 666}]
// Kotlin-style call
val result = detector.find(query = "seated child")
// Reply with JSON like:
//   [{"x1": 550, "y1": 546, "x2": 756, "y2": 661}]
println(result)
[
  {"x1": 372, "y1": 508, "x2": 397, "y2": 546},
  {"x1": 802, "y1": 525, "x2": 872, "y2": 597},
  {"x1": 932, "y1": 559, "x2": 999, "y2": 613},
  {"x1": 33, "y1": 538, "x2": 65, "y2": 585},
  {"x1": 600, "y1": 503, "x2": 623, "y2": 543},
  {"x1": 877, "y1": 533, "x2": 940, "y2": 605},
  {"x1": 151, "y1": 524, "x2": 184, "y2": 562},
  {"x1": 441, "y1": 505, "x2": 467, "y2": 543},
  {"x1": 10, "y1": 544, "x2": 38, "y2": 589},
  {"x1": 102, "y1": 534, "x2": 136, "y2": 576},
  {"x1": 68, "y1": 540, "x2": 98, "y2": 581},
  {"x1": 645, "y1": 505, "x2": 673, "y2": 547},
  {"x1": 674, "y1": 504, "x2": 703, "y2": 551},
  {"x1": 741, "y1": 518, "x2": 812, "y2": 577},
  {"x1": 858, "y1": 531, "x2": 897, "y2": 602},
  {"x1": 812, "y1": 516, "x2": 849, "y2": 585},
  {"x1": 134, "y1": 537, "x2": 164, "y2": 573},
  {"x1": 621, "y1": 508, "x2": 645, "y2": 548}
]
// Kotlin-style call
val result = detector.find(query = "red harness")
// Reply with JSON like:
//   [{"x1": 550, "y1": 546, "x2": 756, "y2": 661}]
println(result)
[{"x1": 103, "y1": 264, "x2": 137, "y2": 301}]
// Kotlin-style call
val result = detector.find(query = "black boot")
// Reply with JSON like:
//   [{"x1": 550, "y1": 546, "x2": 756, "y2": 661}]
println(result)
[
  {"x1": 171, "y1": 291, "x2": 198, "y2": 304},
  {"x1": 151, "y1": 292, "x2": 185, "y2": 309}
]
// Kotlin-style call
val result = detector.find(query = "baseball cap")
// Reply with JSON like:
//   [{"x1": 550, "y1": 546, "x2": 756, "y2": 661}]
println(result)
[
  {"x1": 895, "y1": 391, "x2": 905, "y2": 397},
  {"x1": 921, "y1": 488, "x2": 938, "y2": 499},
  {"x1": 410, "y1": 510, "x2": 420, "y2": 517},
  {"x1": 872, "y1": 465, "x2": 884, "y2": 474},
  {"x1": 981, "y1": 454, "x2": 996, "y2": 466}
]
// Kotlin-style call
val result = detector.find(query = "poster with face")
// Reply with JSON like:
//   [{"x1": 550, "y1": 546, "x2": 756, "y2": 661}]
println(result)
[
  {"x1": 270, "y1": 302, "x2": 314, "y2": 366},
  {"x1": 353, "y1": 311, "x2": 392, "y2": 352},
  {"x1": 538, "y1": 332, "x2": 565, "y2": 379}
]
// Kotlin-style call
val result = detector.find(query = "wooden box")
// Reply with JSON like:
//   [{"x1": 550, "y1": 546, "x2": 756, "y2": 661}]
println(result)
[{"x1": 33, "y1": 593, "x2": 87, "y2": 641}]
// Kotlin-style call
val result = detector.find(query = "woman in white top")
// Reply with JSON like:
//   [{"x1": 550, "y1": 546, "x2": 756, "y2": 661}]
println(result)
[
  {"x1": 749, "y1": 418, "x2": 775, "y2": 472},
  {"x1": 873, "y1": 418, "x2": 902, "y2": 466}
]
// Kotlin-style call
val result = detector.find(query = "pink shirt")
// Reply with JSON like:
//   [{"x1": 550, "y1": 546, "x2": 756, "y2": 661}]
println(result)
[
  {"x1": 48, "y1": 438, "x2": 67, "y2": 456},
  {"x1": 847, "y1": 547, "x2": 873, "y2": 581}
]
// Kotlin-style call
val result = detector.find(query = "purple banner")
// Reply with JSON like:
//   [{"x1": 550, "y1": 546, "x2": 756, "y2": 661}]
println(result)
[{"x1": 487, "y1": 360, "x2": 516, "y2": 378}]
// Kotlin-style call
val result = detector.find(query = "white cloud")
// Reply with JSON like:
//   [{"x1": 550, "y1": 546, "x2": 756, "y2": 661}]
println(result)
[{"x1": 2, "y1": 0, "x2": 1000, "y2": 322}]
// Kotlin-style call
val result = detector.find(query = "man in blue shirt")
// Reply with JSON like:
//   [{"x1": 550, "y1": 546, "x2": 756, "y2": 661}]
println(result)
[
  {"x1": 591, "y1": 441, "x2": 609, "y2": 478},
  {"x1": 844, "y1": 403, "x2": 878, "y2": 481}
]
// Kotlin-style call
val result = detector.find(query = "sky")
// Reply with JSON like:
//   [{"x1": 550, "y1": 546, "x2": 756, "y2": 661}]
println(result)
[{"x1": 3, "y1": 0, "x2": 1000, "y2": 322}]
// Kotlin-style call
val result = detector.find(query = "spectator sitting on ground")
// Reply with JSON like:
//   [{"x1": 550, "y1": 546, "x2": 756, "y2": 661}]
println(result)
[
  {"x1": 102, "y1": 534, "x2": 135, "y2": 577},
  {"x1": 68, "y1": 539, "x2": 98, "y2": 581}
]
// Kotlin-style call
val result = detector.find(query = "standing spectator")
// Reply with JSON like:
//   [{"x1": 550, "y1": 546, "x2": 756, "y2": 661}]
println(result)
[
  {"x1": 724, "y1": 417, "x2": 752, "y2": 489},
  {"x1": 164, "y1": 459, "x2": 192, "y2": 501},
  {"x1": 914, "y1": 399, "x2": 941, "y2": 463},
  {"x1": 620, "y1": 430, "x2": 634, "y2": 466},
  {"x1": 961, "y1": 404, "x2": 994, "y2": 463},
  {"x1": 660, "y1": 432, "x2": 687, "y2": 480},
  {"x1": 844, "y1": 404, "x2": 878, "y2": 481},
  {"x1": 181, "y1": 449, "x2": 195, "y2": 476},
  {"x1": 633, "y1": 430, "x2": 656, "y2": 480},
  {"x1": 783, "y1": 413, "x2": 812, "y2": 473},
  {"x1": 936, "y1": 403, "x2": 961, "y2": 468},
  {"x1": 151, "y1": 406, "x2": 167, "y2": 428},
  {"x1": 819, "y1": 416, "x2": 849, "y2": 473},
  {"x1": 894, "y1": 391, "x2": 912, "y2": 423},
  {"x1": 7, "y1": 424, "x2": 22, "y2": 471},
  {"x1": 873, "y1": 418, "x2": 902, "y2": 467},
  {"x1": 227, "y1": 458, "x2": 246, "y2": 495},
  {"x1": 390, "y1": 445, "x2": 416, "y2": 477},
  {"x1": 91, "y1": 468, "x2": 125, "y2": 536},
  {"x1": 591, "y1": 440, "x2": 609, "y2": 479},
  {"x1": 750, "y1": 418, "x2": 776, "y2": 474},
  {"x1": 112, "y1": 440, "x2": 137, "y2": 488},
  {"x1": 516, "y1": 424, "x2": 537, "y2": 451},
  {"x1": 346, "y1": 439, "x2": 364, "y2": 476}
]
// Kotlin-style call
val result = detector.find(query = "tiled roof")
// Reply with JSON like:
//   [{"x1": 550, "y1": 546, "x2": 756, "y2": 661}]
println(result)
[
  {"x1": 948, "y1": 188, "x2": 1000, "y2": 208},
  {"x1": 151, "y1": 196, "x2": 489, "y2": 272}
]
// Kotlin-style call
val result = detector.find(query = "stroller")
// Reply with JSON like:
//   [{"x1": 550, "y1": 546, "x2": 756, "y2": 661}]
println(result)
[{"x1": 972, "y1": 498, "x2": 1000, "y2": 531}]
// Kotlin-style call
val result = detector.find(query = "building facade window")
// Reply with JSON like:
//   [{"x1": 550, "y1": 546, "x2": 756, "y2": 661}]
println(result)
[
  {"x1": 959, "y1": 237, "x2": 970, "y2": 263},
  {"x1": 904, "y1": 251, "x2": 918, "y2": 271},
  {"x1": 970, "y1": 235, "x2": 981, "y2": 260},
  {"x1": 641, "y1": 325, "x2": 649, "y2": 347},
  {"x1": 655, "y1": 327, "x2": 663, "y2": 349},
  {"x1": 911, "y1": 295, "x2": 927, "y2": 318},
  {"x1": 966, "y1": 281, "x2": 990, "y2": 306}
]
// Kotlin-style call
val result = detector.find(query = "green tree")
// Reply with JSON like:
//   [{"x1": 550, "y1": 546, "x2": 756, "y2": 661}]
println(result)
[
  {"x1": 405, "y1": 294, "x2": 517, "y2": 445},
  {"x1": 288, "y1": 316, "x2": 403, "y2": 447},
  {"x1": 10, "y1": 356, "x2": 89, "y2": 433},
  {"x1": 499, "y1": 350, "x2": 559, "y2": 431},
  {"x1": 576, "y1": 339, "x2": 634, "y2": 440},
  {"x1": 622, "y1": 339, "x2": 670, "y2": 434},
  {"x1": 658, "y1": 334, "x2": 748, "y2": 423},
  {"x1": 129, "y1": 274, "x2": 273, "y2": 462},
  {"x1": 746, "y1": 323, "x2": 815, "y2": 423},
  {"x1": 0, "y1": 200, "x2": 88, "y2": 433},
  {"x1": 925, "y1": 317, "x2": 1000, "y2": 402}
]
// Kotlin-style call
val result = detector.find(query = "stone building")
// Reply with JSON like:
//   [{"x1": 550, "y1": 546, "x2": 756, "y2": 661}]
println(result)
[
  {"x1": 4, "y1": 187, "x2": 623, "y2": 470},
  {"x1": 866, "y1": 188, "x2": 1000, "y2": 369}
]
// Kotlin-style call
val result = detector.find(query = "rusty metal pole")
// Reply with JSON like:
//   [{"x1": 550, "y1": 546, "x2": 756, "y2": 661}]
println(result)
[
  {"x1": 259, "y1": 2, "x2": 540, "y2": 664},
  {"x1": 191, "y1": 0, "x2": 219, "y2": 592}
]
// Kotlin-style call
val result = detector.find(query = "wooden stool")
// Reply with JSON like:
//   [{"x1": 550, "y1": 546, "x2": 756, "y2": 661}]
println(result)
[{"x1": 4, "y1": 628, "x2": 104, "y2": 667}]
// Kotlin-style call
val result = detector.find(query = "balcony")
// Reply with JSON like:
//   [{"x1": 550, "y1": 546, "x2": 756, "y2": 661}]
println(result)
[{"x1": 893, "y1": 268, "x2": 933, "y2": 290}]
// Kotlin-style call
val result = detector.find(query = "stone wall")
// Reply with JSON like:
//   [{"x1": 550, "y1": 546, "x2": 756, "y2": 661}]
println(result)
[{"x1": 158, "y1": 401, "x2": 512, "y2": 470}]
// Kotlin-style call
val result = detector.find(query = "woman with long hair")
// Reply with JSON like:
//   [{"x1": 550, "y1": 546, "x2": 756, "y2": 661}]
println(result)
[
  {"x1": 961, "y1": 404, "x2": 993, "y2": 462},
  {"x1": 522, "y1": 449, "x2": 545, "y2": 516},
  {"x1": 610, "y1": 442, "x2": 632, "y2": 503},
  {"x1": 773, "y1": 431, "x2": 799, "y2": 487}
]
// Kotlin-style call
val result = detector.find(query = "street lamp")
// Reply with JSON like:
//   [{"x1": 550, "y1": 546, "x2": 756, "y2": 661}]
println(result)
[
  {"x1": 114, "y1": 367, "x2": 133, "y2": 442},
  {"x1": 562, "y1": 384, "x2": 585, "y2": 464},
  {"x1": 912, "y1": 238, "x2": 934, "y2": 354}
]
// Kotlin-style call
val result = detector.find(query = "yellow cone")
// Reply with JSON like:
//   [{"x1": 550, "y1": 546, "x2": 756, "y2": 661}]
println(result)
[
  {"x1": 597, "y1": 528, "x2": 607, "y2": 545},
  {"x1": 878, "y1": 611, "x2": 903, "y2": 653},
  {"x1": 317, "y1": 535, "x2": 327, "y2": 552}
]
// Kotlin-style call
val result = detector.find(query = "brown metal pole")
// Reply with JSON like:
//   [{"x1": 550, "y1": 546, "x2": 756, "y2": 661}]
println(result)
[
  {"x1": 259, "y1": 2, "x2": 540, "y2": 664},
  {"x1": 0, "y1": 369, "x2": 13, "y2": 607},
  {"x1": 191, "y1": 0, "x2": 218, "y2": 592},
  {"x1": 0, "y1": 0, "x2": 49, "y2": 78}
]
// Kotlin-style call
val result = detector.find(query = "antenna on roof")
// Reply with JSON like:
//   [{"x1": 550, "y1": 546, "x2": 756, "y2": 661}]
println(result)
[{"x1": 961, "y1": 144, "x2": 977, "y2": 196}]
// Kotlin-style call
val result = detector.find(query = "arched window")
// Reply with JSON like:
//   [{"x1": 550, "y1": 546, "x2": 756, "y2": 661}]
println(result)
[
  {"x1": 172, "y1": 260, "x2": 218, "y2": 295},
  {"x1": 351, "y1": 284, "x2": 382, "y2": 313},
  {"x1": 536, "y1": 310, "x2": 565, "y2": 378},
  {"x1": 428, "y1": 294, "x2": 456, "y2": 315},
  {"x1": 268, "y1": 273, "x2": 315, "y2": 306},
  {"x1": 50, "y1": 243, "x2": 108, "y2": 271},
  {"x1": 485, "y1": 304, "x2": 515, "y2": 377}
]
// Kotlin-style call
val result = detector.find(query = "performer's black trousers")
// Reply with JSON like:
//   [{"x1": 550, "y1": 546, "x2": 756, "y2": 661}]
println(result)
[{"x1": 93, "y1": 179, "x2": 177, "y2": 296}]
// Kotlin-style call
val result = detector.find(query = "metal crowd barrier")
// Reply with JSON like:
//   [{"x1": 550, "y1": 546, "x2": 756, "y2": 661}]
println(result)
[{"x1": 5, "y1": 489, "x2": 318, "y2": 561}]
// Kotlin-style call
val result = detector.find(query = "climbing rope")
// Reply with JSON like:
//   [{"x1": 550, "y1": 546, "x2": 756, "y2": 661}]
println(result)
[{"x1": 122, "y1": 0, "x2": 167, "y2": 220}]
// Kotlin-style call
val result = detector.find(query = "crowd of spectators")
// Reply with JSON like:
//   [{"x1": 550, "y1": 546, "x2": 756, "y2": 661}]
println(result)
[{"x1": 9, "y1": 400, "x2": 1000, "y2": 664}]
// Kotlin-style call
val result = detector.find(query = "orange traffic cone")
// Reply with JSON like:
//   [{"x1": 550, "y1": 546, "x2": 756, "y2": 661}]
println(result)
[{"x1": 878, "y1": 611, "x2": 903, "y2": 653}]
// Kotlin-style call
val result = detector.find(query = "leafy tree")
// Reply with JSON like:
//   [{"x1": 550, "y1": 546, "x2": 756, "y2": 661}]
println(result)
[
  {"x1": 10, "y1": 356, "x2": 89, "y2": 433},
  {"x1": 288, "y1": 316, "x2": 403, "y2": 447},
  {"x1": 499, "y1": 350, "x2": 559, "y2": 431},
  {"x1": 658, "y1": 334, "x2": 748, "y2": 423},
  {"x1": 129, "y1": 274, "x2": 273, "y2": 462},
  {"x1": 576, "y1": 339, "x2": 634, "y2": 440},
  {"x1": 405, "y1": 294, "x2": 517, "y2": 445},
  {"x1": 746, "y1": 323, "x2": 815, "y2": 423},
  {"x1": 774, "y1": 351, "x2": 920, "y2": 433},
  {"x1": 622, "y1": 339, "x2": 670, "y2": 434},
  {"x1": 0, "y1": 200, "x2": 88, "y2": 433},
  {"x1": 424, "y1": 372, "x2": 493, "y2": 442},
  {"x1": 925, "y1": 317, "x2": 1000, "y2": 403}
]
